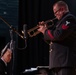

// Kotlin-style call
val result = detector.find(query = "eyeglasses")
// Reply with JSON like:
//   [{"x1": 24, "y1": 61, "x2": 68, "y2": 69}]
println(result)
[{"x1": 54, "y1": 8, "x2": 61, "y2": 15}]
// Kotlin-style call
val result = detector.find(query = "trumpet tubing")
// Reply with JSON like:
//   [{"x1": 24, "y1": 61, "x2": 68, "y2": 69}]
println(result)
[
  {"x1": 28, "y1": 26, "x2": 39, "y2": 33},
  {"x1": 28, "y1": 30, "x2": 40, "y2": 37},
  {"x1": 27, "y1": 26, "x2": 40, "y2": 37}
]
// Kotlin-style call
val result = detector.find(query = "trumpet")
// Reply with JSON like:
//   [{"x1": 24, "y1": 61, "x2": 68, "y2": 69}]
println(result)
[{"x1": 22, "y1": 18, "x2": 57, "y2": 37}]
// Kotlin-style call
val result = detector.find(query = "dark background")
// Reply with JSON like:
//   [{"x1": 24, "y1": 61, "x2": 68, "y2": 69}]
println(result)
[{"x1": 0, "y1": 0, "x2": 76, "y2": 75}]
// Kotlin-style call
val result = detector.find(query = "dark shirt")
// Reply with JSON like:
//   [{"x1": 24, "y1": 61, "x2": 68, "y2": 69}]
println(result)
[{"x1": 0, "y1": 59, "x2": 7, "y2": 75}]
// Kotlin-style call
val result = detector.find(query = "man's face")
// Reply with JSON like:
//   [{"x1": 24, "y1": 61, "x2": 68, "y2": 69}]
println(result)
[
  {"x1": 53, "y1": 4, "x2": 64, "y2": 20},
  {"x1": 3, "y1": 49, "x2": 12, "y2": 63}
]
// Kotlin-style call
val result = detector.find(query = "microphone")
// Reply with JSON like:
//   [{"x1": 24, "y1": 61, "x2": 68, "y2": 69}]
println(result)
[{"x1": 23, "y1": 24, "x2": 27, "y2": 40}]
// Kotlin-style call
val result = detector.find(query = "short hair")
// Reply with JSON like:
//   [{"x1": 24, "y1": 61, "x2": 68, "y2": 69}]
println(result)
[
  {"x1": 1, "y1": 42, "x2": 10, "y2": 57},
  {"x1": 53, "y1": 1, "x2": 69, "y2": 11}
]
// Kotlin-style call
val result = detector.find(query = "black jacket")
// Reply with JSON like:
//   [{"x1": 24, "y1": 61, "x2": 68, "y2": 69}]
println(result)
[
  {"x1": 0, "y1": 59, "x2": 7, "y2": 75},
  {"x1": 44, "y1": 12, "x2": 76, "y2": 69}
]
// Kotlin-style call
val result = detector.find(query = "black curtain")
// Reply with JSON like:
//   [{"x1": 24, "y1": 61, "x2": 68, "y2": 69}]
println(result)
[
  {"x1": 17, "y1": 0, "x2": 76, "y2": 75},
  {"x1": 18, "y1": 0, "x2": 54, "y2": 74}
]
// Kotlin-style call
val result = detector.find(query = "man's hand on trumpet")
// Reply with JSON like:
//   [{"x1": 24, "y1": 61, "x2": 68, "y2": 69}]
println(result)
[{"x1": 37, "y1": 21, "x2": 48, "y2": 34}]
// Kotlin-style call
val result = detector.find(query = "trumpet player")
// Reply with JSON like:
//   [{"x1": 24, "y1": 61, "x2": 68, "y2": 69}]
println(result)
[{"x1": 38, "y1": 1, "x2": 76, "y2": 75}]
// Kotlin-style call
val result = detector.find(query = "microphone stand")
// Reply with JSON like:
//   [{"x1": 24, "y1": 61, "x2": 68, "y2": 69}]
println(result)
[
  {"x1": 0, "y1": 16, "x2": 27, "y2": 49},
  {"x1": 9, "y1": 29, "x2": 15, "y2": 75},
  {"x1": 0, "y1": 16, "x2": 24, "y2": 39}
]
